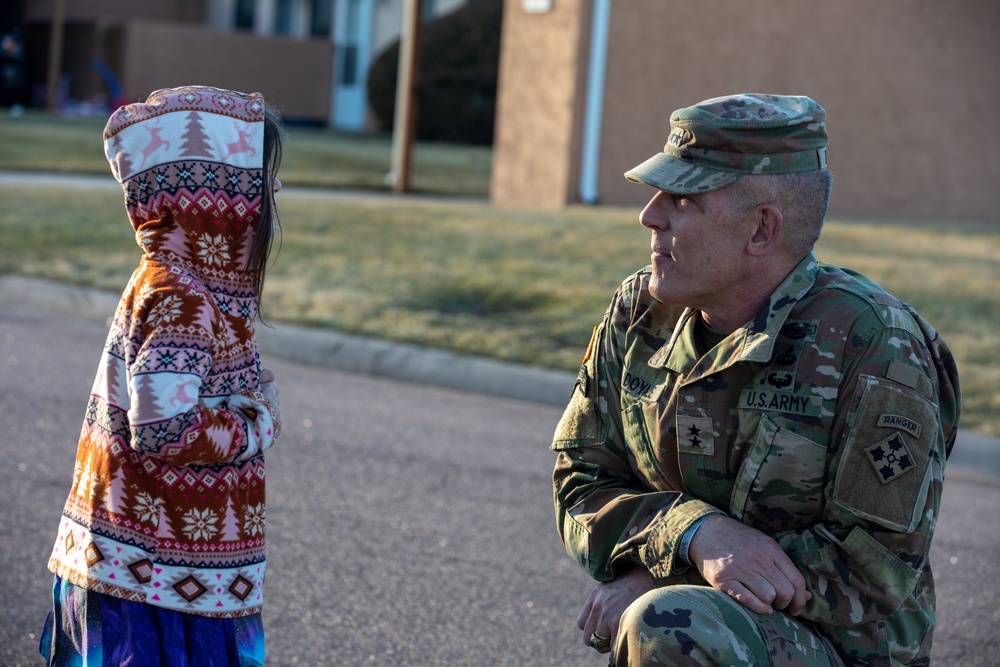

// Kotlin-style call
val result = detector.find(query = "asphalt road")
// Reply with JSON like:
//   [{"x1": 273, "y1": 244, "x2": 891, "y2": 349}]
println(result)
[{"x1": 2, "y1": 304, "x2": 998, "y2": 666}]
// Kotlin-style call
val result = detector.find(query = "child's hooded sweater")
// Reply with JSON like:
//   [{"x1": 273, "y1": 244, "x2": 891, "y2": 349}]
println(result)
[{"x1": 47, "y1": 86, "x2": 281, "y2": 618}]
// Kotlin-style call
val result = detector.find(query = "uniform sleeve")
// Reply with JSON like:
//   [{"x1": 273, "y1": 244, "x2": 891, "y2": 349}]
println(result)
[
  {"x1": 551, "y1": 278, "x2": 718, "y2": 582},
  {"x1": 771, "y1": 314, "x2": 960, "y2": 636},
  {"x1": 125, "y1": 282, "x2": 280, "y2": 468}
]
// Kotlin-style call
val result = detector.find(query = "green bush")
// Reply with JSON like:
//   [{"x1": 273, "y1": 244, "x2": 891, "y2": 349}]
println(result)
[{"x1": 366, "y1": 0, "x2": 503, "y2": 145}]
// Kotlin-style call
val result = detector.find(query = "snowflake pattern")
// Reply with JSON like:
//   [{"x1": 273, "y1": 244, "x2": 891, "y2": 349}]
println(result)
[
  {"x1": 182, "y1": 507, "x2": 220, "y2": 541},
  {"x1": 150, "y1": 294, "x2": 184, "y2": 324},
  {"x1": 244, "y1": 503, "x2": 265, "y2": 536},
  {"x1": 196, "y1": 233, "x2": 232, "y2": 267},
  {"x1": 183, "y1": 351, "x2": 203, "y2": 372},
  {"x1": 63, "y1": 87, "x2": 272, "y2": 617},
  {"x1": 134, "y1": 491, "x2": 161, "y2": 524},
  {"x1": 136, "y1": 283, "x2": 156, "y2": 307}
]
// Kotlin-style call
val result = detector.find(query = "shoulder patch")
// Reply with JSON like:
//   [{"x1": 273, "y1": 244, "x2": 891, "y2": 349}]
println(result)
[
  {"x1": 876, "y1": 413, "x2": 922, "y2": 439},
  {"x1": 866, "y1": 434, "x2": 915, "y2": 483},
  {"x1": 833, "y1": 374, "x2": 939, "y2": 533},
  {"x1": 886, "y1": 359, "x2": 933, "y2": 397},
  {"x1": 552, "y1": 324, "x2": 608, "y2": 450},
  {"x1": 581, "y1": 326, "x2": 597, "y2": 365},
  {"x1": 886, "y1": 359, "x2": 919, "y2": 389}
]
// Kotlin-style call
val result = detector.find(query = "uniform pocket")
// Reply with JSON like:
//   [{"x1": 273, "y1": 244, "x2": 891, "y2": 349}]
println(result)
[
  {"x1": 621, "y1": 402, "x2": 668, "y2": 483},
  {"x1": 797, "y1": 525, "x2": 918, "y2": 649},
  {"x1": 731, "y1": 414, "x2": 827, "y2": 532}
]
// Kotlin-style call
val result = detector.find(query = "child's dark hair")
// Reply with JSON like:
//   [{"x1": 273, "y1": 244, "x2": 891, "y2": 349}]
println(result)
[{"x1": 248, "y1": 102, "x2": 285, "y2": 319}]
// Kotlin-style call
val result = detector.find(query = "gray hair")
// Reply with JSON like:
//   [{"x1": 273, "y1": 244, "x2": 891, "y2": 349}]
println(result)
[{"x1": 728, "y1": 170, "x2": 833, "y2": 258}]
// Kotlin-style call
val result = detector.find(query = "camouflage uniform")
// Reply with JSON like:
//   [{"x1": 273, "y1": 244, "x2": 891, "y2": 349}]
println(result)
[{"x1": 552, "y1": 95, "x2": 961, "y2": 667}]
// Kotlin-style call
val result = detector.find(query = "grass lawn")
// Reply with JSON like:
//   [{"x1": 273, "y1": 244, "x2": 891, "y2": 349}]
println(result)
[
  {"x1": 0, "y1": 110, "x2": 491, "y2": 196},
  {"x1": 1, "y1": 184, "x2": 997, "y2": 437},
  {"x1": 1, "y1": 111, "x2": 997, "y2": 436}
]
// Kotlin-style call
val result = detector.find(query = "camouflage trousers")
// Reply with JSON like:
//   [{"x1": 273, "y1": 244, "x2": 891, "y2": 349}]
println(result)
[{"x1": 612, "y1": 585, "x2": 845, "y2": 667}]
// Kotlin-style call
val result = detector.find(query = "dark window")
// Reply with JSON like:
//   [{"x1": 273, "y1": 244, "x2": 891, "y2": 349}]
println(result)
[
  {"x1": 337, "y1": 45, "x2": 357, "y2": 85},
  {"x1": 234, "y1": 0, "x2": 255, "y2": 30},
  {"x1": 310, "y1": 0, "x2": 333, "y2": 37},
  {"x1": 274, "y1": 0, "x2": 294, "y2": 34}
]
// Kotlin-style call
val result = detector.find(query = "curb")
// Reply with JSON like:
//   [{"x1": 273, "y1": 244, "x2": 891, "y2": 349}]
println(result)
[
  {"x1": 0, "y1": 275, "x2": 576, "y2": 407},
  {"x1": 1, "y1": 275, "x2": 995, "y2": 475}
]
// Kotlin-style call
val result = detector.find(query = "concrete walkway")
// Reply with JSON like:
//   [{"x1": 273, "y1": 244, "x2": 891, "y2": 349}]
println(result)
[{"x1": 0, "y1": 274, "x2": 996, "y2": 475}]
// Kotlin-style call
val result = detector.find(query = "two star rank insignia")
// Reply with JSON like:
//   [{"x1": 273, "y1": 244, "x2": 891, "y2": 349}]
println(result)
[
  {"x1": 866, "y1": 433, "x2": 915, "y2": 483},
  {"x1": 677, "y1": 416, "x2": 714, "y2": 456}
]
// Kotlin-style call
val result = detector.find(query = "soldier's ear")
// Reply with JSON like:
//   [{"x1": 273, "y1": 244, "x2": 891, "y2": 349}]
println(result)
[{"x1": 746, "y1": 203, "x2": 782, "y2": 257}]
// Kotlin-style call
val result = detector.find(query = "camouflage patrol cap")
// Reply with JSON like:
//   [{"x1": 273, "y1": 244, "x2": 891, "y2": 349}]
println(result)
[{"x1": 624, "y1": 93, "x2": 828, "y2": 194}]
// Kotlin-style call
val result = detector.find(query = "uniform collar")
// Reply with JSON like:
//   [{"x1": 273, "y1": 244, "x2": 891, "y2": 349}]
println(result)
[{"x1": 649, "y1": 252, "x2": 819, "y2": 374}]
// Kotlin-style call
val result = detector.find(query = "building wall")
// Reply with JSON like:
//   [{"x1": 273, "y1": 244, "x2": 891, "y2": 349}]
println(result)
[
  {"x1": 22, "y1": 0, "x2": 472, "y2": 129},
  {"x1": 23, "y1": 0, "x2": 209, "y2": 103},
  {"x1": 493, "y1": 0, "x2": 1000, "y2": 224},
  {"x1": 24, "y1": 0, "x2": 206, "y2": 24},
  {"x1": 491, "y1": 0, "x2": 590, "y2": 209},
  {"x1": 108, "y1": 21, "x2": 332, "y2": 121}
]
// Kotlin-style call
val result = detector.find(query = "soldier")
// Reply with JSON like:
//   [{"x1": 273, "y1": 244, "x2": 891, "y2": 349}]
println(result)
[{"x1": 552, "y1": 93, "x2": 960, "y2": 666}]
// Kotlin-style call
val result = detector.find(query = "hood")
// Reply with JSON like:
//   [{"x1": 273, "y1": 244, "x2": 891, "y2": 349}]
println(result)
[{"x1": 103, "y1": 86, "x2": 267, "y2": 290}]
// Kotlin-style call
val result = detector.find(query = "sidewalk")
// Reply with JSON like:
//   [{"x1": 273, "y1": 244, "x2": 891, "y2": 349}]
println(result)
[{"x1": 1, "y1": 274, "x2": 996, "y2": 475}]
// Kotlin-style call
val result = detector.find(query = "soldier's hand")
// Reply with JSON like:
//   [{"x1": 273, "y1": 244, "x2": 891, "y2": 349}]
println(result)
[
  {"x1": 688, "y1": 514, "x2": 811, "y2": 616},
  {"x1": 576, "y1": 567, "x2": 656, "y2": 652}
]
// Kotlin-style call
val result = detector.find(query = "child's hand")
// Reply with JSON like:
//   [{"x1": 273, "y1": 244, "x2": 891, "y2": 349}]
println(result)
[{"x1": 259, "y1": 367, "x2": 280, "y2": 419}]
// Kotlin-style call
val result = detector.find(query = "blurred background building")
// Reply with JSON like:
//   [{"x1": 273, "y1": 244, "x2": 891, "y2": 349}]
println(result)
[
  {"x1": 7, "y1": 0, "x2": 469, "y2": 127},
  {"x1": 491, "y1": 0, "x2": 999, "y2": 224},
  {"x1": 2, "y1": 0, "x2": 996, "y2": 224}
]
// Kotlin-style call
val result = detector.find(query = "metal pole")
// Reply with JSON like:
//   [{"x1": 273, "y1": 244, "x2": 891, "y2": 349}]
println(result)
[
  {"x1": 45, "y1": 0, "x2": 66, "y2": 112},
  {"x1": 390, "y1": 0, "x2": 423, "y2": 193}
]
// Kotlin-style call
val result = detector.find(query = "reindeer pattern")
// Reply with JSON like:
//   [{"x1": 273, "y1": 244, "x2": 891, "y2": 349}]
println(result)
[
  {"x1": 222, "y1": 128, "x2": 258, "y2": 162},
  {"x1": 117, "y1": 113, "x2": 263, "y2": 182},
  {"x1": 139, "y1": 122, "x2": 170, "y2": 169}
]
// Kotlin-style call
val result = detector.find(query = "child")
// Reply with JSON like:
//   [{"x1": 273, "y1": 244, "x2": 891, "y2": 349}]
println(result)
[{"x1": 40, "y1": 85, "x2": 285, "y2": 667}]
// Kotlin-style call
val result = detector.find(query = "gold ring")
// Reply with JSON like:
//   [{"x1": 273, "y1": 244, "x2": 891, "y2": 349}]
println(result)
[{"x1": 589, "y1": 631, "x2": 611, "y2": 653}]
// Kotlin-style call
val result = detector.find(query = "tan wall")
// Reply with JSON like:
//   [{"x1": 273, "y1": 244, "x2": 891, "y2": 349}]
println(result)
[
  {"x1": 491, "y1": 0, "x2": 591, "y2": 209},
  {"x1": 111, "y1": 21, "x2": 333, "y2": 121},
  {"x1": 495, "y1": 0, "x2": 1000, "y2": 224},
  {"x1": 25, "y1": 0, "x2": 206, "y2": 24}
]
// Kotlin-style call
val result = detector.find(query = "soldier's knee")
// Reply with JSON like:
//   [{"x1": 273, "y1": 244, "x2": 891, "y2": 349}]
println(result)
[
  {"x1": 616, "y1": 589, "x2": 656, "y2": 645},
  {"x1": 614, "y1": 586, "x2": 763, "y2": 667},
  {"x1": 615, "y1": 586, "x2": 711, "y2": 665}
]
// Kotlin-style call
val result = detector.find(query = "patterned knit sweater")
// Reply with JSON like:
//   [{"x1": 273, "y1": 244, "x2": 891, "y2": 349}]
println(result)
[{"x1": 47, "y1": 86, "x2": 281, "y2": 618}]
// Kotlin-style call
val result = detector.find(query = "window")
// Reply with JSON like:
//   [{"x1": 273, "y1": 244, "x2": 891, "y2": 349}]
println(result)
[
  {"x1": 336, "y1": 0, "x2": 361, "y2": 85},
  {"x1": 234, "y1": 0, "x2": 255, "y2": 30},
  {"x1": 310, "y1": 0, "x2": 333, "y2": 37},
  {"x1": 274, "y1": 0, "x2": 294, "y2": 34}
]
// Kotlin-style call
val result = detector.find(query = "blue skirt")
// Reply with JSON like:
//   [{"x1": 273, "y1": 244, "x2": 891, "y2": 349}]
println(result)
[{"x1": 40, "y1": 576, "x2": 265, "y2": 667}]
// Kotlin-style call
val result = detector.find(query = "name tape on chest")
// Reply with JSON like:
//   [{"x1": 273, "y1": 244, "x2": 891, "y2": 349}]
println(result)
[
  {"x1": 739, "y1": 389, "x2": 823, "y2": 417},
  {"x1": 622, "y1": 371, "x2": 657, "y2": 400}
]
